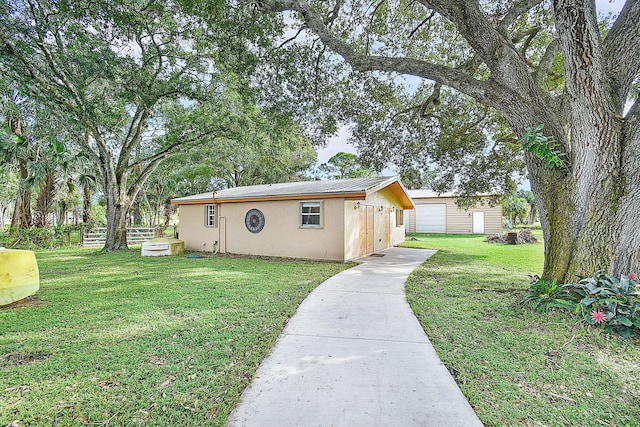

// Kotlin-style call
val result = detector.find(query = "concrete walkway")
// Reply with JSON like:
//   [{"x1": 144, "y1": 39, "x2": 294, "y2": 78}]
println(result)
[{"x1": 227, "y1": 247, "x2": 483, "y2": 427}]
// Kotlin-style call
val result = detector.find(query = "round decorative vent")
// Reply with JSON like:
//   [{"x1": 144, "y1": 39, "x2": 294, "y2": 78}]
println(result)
[{"x1": 245, "y1": 208, "x2": 265, "y2": 233}]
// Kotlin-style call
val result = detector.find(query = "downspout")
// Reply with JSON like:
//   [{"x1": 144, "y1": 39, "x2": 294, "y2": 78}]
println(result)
[
  {"x1": 213, "y1": 194, "x2": 219, "y2": 255},
  {"x1": 216, "y1": 201, "x2": 223, "y2": 255}
]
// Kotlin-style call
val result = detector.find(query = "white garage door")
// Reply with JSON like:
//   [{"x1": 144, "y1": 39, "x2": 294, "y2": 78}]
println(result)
[{"x1": 416, "y1": 204, "x2": 446, "y2": 233}]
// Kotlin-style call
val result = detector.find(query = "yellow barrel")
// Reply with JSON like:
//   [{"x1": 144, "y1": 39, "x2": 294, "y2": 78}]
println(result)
[{"x1": 0, "y1": 248, "x2": 40, "y2": 306}]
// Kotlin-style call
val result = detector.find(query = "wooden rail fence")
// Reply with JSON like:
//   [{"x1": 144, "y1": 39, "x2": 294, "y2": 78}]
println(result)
[{"x1": 82, "y1": 227, "x2": 156, "y2": 247}]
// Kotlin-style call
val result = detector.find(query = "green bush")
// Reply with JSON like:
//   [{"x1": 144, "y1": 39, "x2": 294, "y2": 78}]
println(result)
[
  {"x1": 522, "y1": 275, "x2": 573, "y2": 312},
  {"x1": 523, "y1": 272, "x2": 640, "y2": 338},
  {"x1": 2, "y1": 225, "x2": 85, "y2": 250},
  {"x1": 564, "y1": 273, "x2": 640, "y2": 338}
]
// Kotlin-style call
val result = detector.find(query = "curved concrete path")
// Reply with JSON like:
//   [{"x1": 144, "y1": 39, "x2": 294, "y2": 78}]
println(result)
[{"x1": 227, "y1": 247, "x2": 483, "y2": 427}]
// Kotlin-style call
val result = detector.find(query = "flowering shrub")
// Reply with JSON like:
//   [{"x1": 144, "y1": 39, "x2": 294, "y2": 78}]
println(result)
[
  {"x1": 564, "y1": 273, "x2": 640, "y2": 338},
  {"x1": 523, "y1": 272, "x2": 640, "y2": 338}
]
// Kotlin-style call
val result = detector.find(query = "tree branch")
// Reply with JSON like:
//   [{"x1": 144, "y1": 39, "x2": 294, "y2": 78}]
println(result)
[
  {"x1": 0, "y1": 33, "x2": 77, "y2": 111},
  {"x1": 85, "y1": 126, "x2": 116, "y2": 194},
  {"x1": 533, "y1": 38, "x2": 560, "y2": 89},
  {"x1": 272, "y1": 25, "x2": 306, "y2": 51},
  {"x1": 117, "y1": 105, "x2": 150, "y2": 177},
  {"x1": 259, "y1": 0, "x2": 295, "y2": 13},
  {"x1": 77, "y1": 129, "x2": 102, "y2": 172},
  {"x1": 415, "y1": 0, "x2": 541, "y2": 101},
  {"x1": 126, "y1": 133, "x2": 210, "y2": 199},
  {"x1": 145, "y1": 21, "x2": 167, "y2": 90},
  {"x1": 324, "y1": 0, "x2": 342, "y2": 26},
  {"x1": 498, "y1": 0, "x2": 546, "y2": 36},
  {"x1": 365, "y1": 0, "x2": 386, "y2": 55},
  {"x1": 126, "y1": 153, "x2": 172, "y2": 200},
  {"x1": 417, "y1": 0, "x2": 505, "y2": 62},
  {"x1": 28, "y1": 0, "x2": 86, "y2": 112},
  {"x1": 409, "y1": 10, "x2": 436, "y2": 39},
  {"x1": 602, "y1": 0, "x2": 640, "y2": 111},
  {"x1": 419, "y1": 82, "x2": 442, "y2": 117},
  {"x1": 288, "y1": 0, "x2": 500, "y2": 107},
  {"x1": 450, "y1": 104, "x2": 488, "y2": 137}
]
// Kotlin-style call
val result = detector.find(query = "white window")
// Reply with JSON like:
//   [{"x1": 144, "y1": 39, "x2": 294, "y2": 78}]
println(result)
[
  {"x1": 396, "y1": 209, "x2": 404, "y2": 226},
  {"x1": 300, "y1": 201, "x2": 322, "y2": 228},
  {"x1": 205, "y1": 204, "x2": 216, "y2": 227}
]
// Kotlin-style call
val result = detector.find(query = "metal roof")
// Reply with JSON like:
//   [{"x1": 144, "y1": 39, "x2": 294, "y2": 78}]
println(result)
[
  {"x1": 214, "y1": 177, "x2": 395, "y2": 200},
  {"x1": 408, "y1": 189, "x2": 456, "y2": 198},
  {"x1": 172, "y1": 177, "x2": 414, "y2": 208},
  {"x1": 407, "y1": 189, "x2": 496, "y2": 198},
  {"x1": 171, "y1": 192, "x2": 214, "y2": 203}
]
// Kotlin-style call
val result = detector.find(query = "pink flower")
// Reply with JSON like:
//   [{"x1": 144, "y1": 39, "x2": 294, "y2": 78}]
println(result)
[
  {"x1": 629, "y1": 273, "x2": 637, "y2": 281},
  {"x1": 591, "y1": 311, "x2": 607, "y2": 323}
]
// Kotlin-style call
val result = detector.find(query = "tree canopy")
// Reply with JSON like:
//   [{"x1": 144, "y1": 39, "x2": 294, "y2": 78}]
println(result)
[
  {"x1": 316, "y1": 152, "x2": 376, "y2": 179},
  {"x1": 255, "y1": 0, "x2": 640, "y2": 281},
  {"x1": 0, "y1": 0, "x2": 307, "y2": 249}
]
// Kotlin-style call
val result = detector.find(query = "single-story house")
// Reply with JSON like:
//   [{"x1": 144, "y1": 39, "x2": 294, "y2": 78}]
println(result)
[
  {"x1": 171, "y1": 177, "x2": 414, "y2": 261},
  {"x1": 405, "y1": 190, "x2": 502, "y2": 234}
]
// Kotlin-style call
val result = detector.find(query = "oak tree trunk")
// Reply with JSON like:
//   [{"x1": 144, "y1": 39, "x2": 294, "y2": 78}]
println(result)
[
  {"x1": 526, "y1": 0, "x2": 638, "y2": 282},
  {"x1": 100, "y1": 155, "x2": 149, "y2": 251},
  {"x1": 498, "y1": 90, "x2": 628, "y2": 283},
  {"x1": 104, "y1": 193, "x2": 130, "y2": 251}
]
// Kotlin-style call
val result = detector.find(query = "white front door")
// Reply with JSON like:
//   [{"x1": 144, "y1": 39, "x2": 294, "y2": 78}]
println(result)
[{"x1": 472, "y1": 212, "x2": 485, "y2": 234}]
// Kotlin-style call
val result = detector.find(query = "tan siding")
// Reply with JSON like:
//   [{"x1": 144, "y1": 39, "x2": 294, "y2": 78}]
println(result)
[
  {"x1": 177, "y1": 186, "x2": 409, "y2": 261},
  {"x1": 411, "y1": 196, "x2": 502, "y2": 234},
  {"x1": 177, "y1": 204, "x2": 219, "y2": 251},
  {"x1": 407, "y1": 209, "x2": 417, "y2": 233},
  {"x1": 220, "y1": 199, "x2": 345, "y2": 261},
  {"x1": 482, "y1": 205, "x2": 503, "y2": 234}
]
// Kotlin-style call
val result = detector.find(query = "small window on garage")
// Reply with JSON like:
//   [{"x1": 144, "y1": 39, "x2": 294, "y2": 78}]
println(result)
[
  {"x1": 204, "y1": 204, "x2": 216, "y2": 227},
  {"x1": 396, "y1": 209, "x2": 404, "y2": 226},
  {"x1": 300, "y1": 201, "x2": 322, "y2": 228}
]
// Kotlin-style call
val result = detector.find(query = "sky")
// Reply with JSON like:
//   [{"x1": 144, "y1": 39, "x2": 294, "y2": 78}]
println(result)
[{"x1": 315, "y1": 0, "x2": 627, "y2": 176}]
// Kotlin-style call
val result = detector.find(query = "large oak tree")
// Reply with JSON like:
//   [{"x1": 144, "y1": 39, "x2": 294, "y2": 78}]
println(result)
[
  {"x1": 257, "y1": 0, "x2": 640, "y2": 282},
  {"x1": 0, "y1": 0, "x2": 246, "y2": 250}
]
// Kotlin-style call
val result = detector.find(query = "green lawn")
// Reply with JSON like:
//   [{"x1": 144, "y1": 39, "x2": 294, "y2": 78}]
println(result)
[
  {"x1": 0, "y1": 248, "x2": 351, "y2": 426},
  {"x1": 402, "y1": 233, "x2": 640, "y2": 427}
]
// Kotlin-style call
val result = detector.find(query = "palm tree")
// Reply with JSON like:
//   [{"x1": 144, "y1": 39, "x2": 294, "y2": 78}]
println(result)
[
  {"x1": 77, "y1": 173, "x2": 96, "y2": 224},
  {"x1": 516, "y1": 190, "x2": 538, "y2": 225},
  {"x1": 27, "y1": 139, "x2": 72, "y2": 228},
  {"x1": 0, "y1": 105, "x2": 33, "y2": 229}
]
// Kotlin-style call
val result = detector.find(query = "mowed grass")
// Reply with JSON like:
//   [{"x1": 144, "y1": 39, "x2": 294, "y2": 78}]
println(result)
[
  {"x1": 402, "y1": 233, "x2": 640, "y2": 426},
  {"x1": 1, "y1": 248, "x2": 351, "y2": 426}
]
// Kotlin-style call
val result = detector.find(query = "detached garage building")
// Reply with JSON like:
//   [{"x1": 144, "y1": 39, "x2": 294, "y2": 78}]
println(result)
[
  {"x1": 405, "y1": 190, "x2": 502, "y2": 235},
  {"x1": 171, "y1": 177, "x2": 414, "y2": 261}
]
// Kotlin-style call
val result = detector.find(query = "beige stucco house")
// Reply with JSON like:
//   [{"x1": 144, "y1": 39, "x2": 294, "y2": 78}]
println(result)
[
  {"x1": 405, "y1": 190, "x2": 503, "y2": 235},
  {"x1": 171, "y1": 177, "x2": 414, "y2": 261}
]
